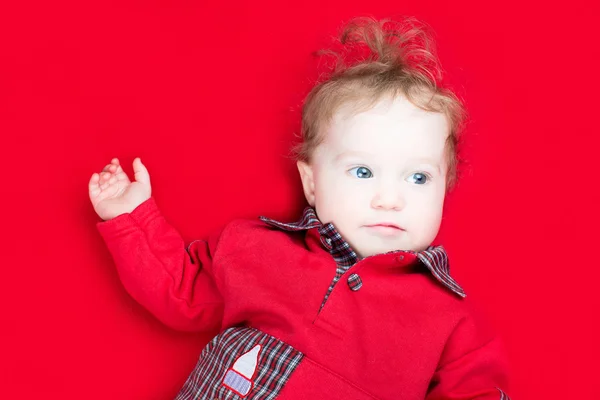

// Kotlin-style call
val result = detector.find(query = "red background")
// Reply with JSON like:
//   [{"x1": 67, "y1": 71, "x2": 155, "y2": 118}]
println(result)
[{"x1": 1, "y1": 1, "x2": 599, "y2": 399}]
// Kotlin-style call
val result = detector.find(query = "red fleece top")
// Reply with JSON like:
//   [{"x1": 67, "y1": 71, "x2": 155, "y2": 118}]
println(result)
[{"x1": 97, "y1": 197, "x2": 510, "y2": 399}]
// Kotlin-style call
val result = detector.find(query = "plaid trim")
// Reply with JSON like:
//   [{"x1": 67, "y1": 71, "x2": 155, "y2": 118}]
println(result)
[
  {"x1": 416, "y1": 248, "x2": 465, "y2": 298},
  {"x1": 497, "y1": 388, "x2": 511, "y2": 400},
  {"x1": 319, "y1": 222, "x2": 358, "y2": 266},
  {"x1": 318, "y1": 261, "x2": 348, "y2": 310},
  {"x1": 258, "y1": 208, "x2": 321, "y2": 231},
  {"x1": 176, "y1": 327, "x2": 303, "y2": 400},
  {"x1": 347, "y1": 273, "x2": 363, "y2": 291},
  {"x1": 260, "y1": 207, "x2": 466, "y2": 299}
]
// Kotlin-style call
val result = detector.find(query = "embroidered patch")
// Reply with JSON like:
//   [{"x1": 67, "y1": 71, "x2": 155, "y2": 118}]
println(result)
[{"x1": 222, "y1": 345, "x2": 261, "y2": 397}]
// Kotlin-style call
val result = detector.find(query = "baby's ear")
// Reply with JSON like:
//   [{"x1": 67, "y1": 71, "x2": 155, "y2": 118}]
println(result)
[{"x1": 296, "y1": 161, "x2": 316, "y2": 207}]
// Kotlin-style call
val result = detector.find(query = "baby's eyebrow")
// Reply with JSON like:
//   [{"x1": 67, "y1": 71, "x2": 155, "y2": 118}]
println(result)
[
  {"x1": 411, "y1": 158, "x2": 442, "y2": 173},
  {"x1": 334, "y1": 151, "x2": 373, "y2": 162}
]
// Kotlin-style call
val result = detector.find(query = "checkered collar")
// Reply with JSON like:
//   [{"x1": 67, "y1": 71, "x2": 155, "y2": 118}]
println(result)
[{"x1": 259, "y1": 207, "x2": 466, "y2": 298}]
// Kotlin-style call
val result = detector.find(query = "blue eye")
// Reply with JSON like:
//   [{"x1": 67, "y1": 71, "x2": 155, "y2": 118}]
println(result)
[
  {"x1": 407, "y1": 172, "x2": 429, "y2": 185},
  {"x1": 349, "y1": 166, "x2": 373, "y2": 179}
]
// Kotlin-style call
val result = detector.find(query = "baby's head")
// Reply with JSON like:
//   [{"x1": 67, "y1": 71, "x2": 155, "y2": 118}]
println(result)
[{"x1": 295, "y1": 17, "x2": 467, "y2": 257}]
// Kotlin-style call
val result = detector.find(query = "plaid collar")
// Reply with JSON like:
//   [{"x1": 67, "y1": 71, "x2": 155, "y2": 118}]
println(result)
[{"x1": 259, "y1": 207, "x2": 466, "y2": 298}]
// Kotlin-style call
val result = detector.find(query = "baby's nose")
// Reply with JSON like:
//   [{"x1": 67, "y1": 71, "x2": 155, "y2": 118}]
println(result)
[{"x1": 372, "y1": 187, "x2": 405, "y2": 210}]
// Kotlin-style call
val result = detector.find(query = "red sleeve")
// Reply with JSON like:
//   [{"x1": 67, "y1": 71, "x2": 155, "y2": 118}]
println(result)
[
  {"x1": 96, "y1": 197, "x2": 224, "y2": 333},
  {"x1": 426, "y1": 309, "x2": 512, "y2": 400}
]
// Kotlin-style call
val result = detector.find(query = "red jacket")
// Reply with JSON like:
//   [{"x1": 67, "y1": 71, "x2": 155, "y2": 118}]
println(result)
[{"x1": 97, "y1": 197, "x2": 511, "y2": 399}]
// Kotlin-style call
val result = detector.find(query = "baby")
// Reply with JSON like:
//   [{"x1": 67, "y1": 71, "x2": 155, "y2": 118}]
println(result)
[{"x1": 88, "y1": 17, "x2": 510, "y2": 400}]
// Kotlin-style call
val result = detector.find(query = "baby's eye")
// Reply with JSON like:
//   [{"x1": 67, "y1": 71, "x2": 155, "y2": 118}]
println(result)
[
  {"x1": 406, "y1": 172, "x2": 429, "y2": 185},
  {"x1": 349, "y1": 166, "x2": 373, "y2": 179}
]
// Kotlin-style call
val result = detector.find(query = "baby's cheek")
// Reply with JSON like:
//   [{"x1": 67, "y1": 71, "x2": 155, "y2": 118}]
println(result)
[
  {"x1": 338, "y1": 195, "x2": 365, "y2": 221},
  {"x1": 417, "y1": 213, "x2": 444, "y2": 248}
]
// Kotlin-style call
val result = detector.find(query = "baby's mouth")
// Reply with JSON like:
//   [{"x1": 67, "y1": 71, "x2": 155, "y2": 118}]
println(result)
[{"x1": 363, "y1": 223, "x2": 405, "y2": 235}]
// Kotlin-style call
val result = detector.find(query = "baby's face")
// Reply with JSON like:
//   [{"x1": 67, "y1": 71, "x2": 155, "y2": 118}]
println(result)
[{"x1": 298, "y1": 95, "x2": 449, "y2": 257}]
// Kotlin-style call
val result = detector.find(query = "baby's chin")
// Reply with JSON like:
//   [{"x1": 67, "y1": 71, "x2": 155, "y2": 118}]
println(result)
[
  {"x1": 355, "y1": 242, "x2": 413, "y2": 258},
  {"x1": 354, "y1": 238, "x2": 434, "y2": 258}
]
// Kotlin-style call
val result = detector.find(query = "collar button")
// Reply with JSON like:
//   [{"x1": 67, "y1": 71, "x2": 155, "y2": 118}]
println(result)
[{"x1": 347, "y1": 273, "x2": 363, "y2": 291}]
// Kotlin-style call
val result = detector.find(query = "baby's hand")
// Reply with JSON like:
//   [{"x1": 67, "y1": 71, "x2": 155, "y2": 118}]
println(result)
[{"x1": 88, "y1": 157, "x2": 152, "y2": 221}]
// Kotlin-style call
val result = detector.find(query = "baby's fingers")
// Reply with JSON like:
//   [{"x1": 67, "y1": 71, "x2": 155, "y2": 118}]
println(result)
[
  {"x1": 132, "y1": 158, "x2": 150, "y2": 185},
  {"x1": 89, "y1": 173, "x2": 102, "y2": 197},
  {"x1": 89, "y1": 171, "x2": 119, "y2": 201},
  {"x1": 90, "y1": 172, "x2": 114, "y2": 189},
  {"x1": 99, "y1": 159, "x2": 119, "y2": 182},
  {"x1": 113, "y1": 163, "x2": 131, "y2": 184}
]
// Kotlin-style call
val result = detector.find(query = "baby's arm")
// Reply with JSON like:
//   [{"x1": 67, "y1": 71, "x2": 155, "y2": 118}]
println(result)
[
  {"x1": 89, "y1": 158, "x2": 224, "y2": 332},
  {"x1": 426, "y1": 308, "x2": 511, "y2": 400}
]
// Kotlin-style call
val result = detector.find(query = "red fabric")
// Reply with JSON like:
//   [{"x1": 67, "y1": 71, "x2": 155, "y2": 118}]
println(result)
[
  {"x1": 97, "y1": 197, "x2": 509, "y2": 399},
  {"x1": 278, "y1": 357, "x2": 379, "y2": 399},
  {"x1": 3, "y1": 2, "x2": 599, "y2": 399}
]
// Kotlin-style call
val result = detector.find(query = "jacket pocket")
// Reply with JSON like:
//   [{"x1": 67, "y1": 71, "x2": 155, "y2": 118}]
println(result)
[{"x1": 277, "y1": 356, "x2": 380, "y2": 400}]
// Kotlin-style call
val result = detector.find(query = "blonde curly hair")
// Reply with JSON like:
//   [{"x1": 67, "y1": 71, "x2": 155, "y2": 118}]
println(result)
[{"x1": 294, "y1": 16, "x2": 468, "y2": 191}]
